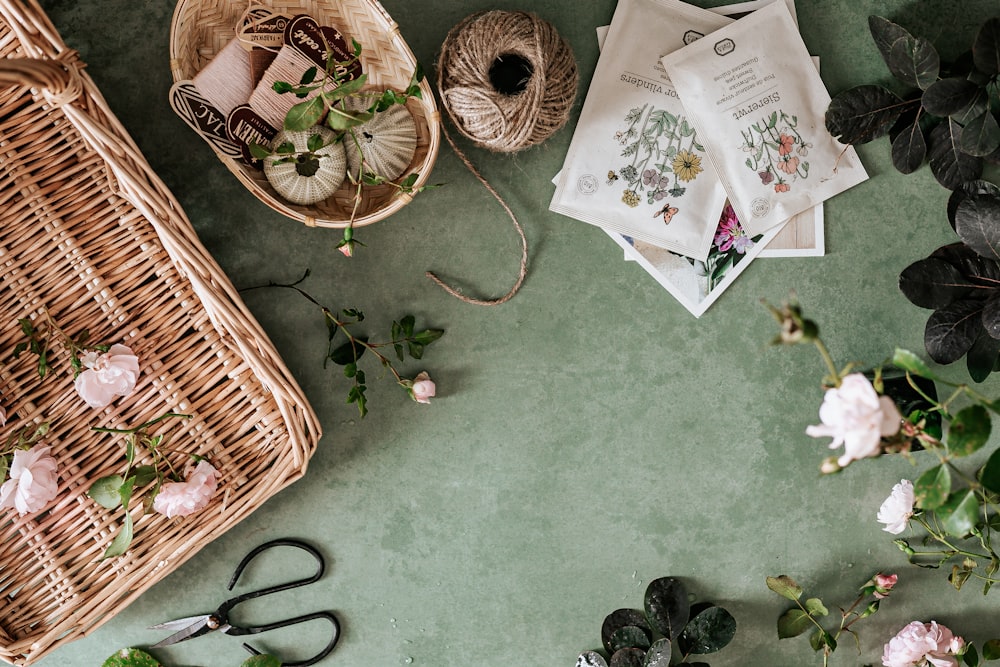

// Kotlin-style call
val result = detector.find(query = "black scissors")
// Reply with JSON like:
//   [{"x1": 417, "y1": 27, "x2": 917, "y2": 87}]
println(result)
[{"x1": 150, "y1": 538, "x2": 340, "y2": 666}]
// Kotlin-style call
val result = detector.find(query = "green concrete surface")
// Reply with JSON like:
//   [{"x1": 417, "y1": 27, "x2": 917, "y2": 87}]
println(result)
[{"x1": 20, "y1": 0, "x2": 1000, "y2": 665}]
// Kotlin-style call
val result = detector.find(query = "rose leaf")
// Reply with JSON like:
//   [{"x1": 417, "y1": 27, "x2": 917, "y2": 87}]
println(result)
[{"x1": 914, "y1": 464, "x2": 951, "y2": 510}]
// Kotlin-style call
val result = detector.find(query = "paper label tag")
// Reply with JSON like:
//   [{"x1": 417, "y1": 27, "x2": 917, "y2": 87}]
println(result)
[
  {"x1": 169, "y1": 80, "x2": 242, "y2": 160},
  {"x1": 227, "y1": 104, "x2": 278, "y2": 166},
  {"x1": 237, "y1": 7, "x2": 291, "y2": 51},
  {"x1": 284, "y1": 14, "x2": 363, "y2": 80}
]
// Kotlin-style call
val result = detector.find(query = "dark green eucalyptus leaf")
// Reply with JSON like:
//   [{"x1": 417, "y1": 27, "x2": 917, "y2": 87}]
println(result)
[
  {"x1": 88, "y1": 475, "x2": 125, "y2": 509},
  {"x1": 888, "y1": 35, "x2": 940, "y2": 89},
  {"x1": 329, "y1": 337, "x2": 367, "y2": 366},
  {"x1": 967, "y1": 332, "x2": 1000, "y2": 382},
  {"x1": 609, "y1": 626, "x2": 651, "y2": 652},
  {"x1": 643, "y1": 639, "x2": 670, "y2": 667},
  {"x1": 980, "y1": 447, "x2": 1000, "y2": 494},
  {"x1": 955, "y1": 192, "x2": 1000, "y2": 260},
  {"x1": 984, "y1": 293, "x2": 1000, "y2": 339},
  {"x1": 960, "y1": 111, "x2": 1000, "y2": 157},
  {"x1": 284, "y1": 96, "x2": 326, "y2": 131},
  {"x1": 924, "y1": 298, "x2": 983, "y2": 364},
  {"x1": 948, "y1": 181, "x2": 1000, "y2": 229},
  {"x1": 609, "y1": 648, "x2": 646, "y2": 667},
  {"x1": 914, "y1": 464, "x2": 951, "y2": 509},
  {"x1": 928, "y1": 119, "x2": 984, "y2": 189},
  {"x1": 576, "y1": 651, "x2": 609, "y2": 667},
  {"x1": 101, "y1": 648, "x2": 163, "y2": 667},
  {"x1": 973, "y1": 17, "x2": 1000, "y2": 76},
  {"x1": 929, "y1": 242, "x2": 1000, "y2": 282},
  {"x1": 602, "y1": 609, "x2": 651, "y2": 653},
  {"x1": 869, "y1": 16, "x2": 913, "y2": 65},
  {"x1": 937, "y1": 489, "x2": 979, "y2": 536},
  {"x1": 948, "y1": 404, "x2": 991, "y2": 456},
  {"x1": 922, "y1": 77, "x2": 982, "y2": 117},
  {"x1": 644, "y1": 577, "x2": 689, "y2": 640},
  {"x1": 677, "y1": 606, "x2": 737, "y2": 654},
  {"x1": 776, "y1": 608, "x2": 812, "y2": 639},
  {"x1": 891, "y1": 113, "x2": 928, "y2": 173},
  {"x1": 898, "y1": 257, "x2": 974, "y2": 309},
  {"x1": 825, "y1": 85, "x2": 907, "y2": 145}
]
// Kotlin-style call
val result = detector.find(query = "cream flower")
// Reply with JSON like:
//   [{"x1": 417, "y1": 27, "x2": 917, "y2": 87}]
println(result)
[
  {"x1": 409, "y1": 372, "x2": 436, "y2": 404},
  {"x1": 74, "y1": 344, "x2": 140, "y2": 408},
  {"x1": 882, "y1": 621, "x2": 963, "y2": 667},
  {"x1": 877, "y1": 480, "x2": 916, "y2": 535},
  {"x1": 152, "y1": 460, "x2": 218, "y2": 518},
  {"x1": 806, "y1": 374, "x2": 902, "y2": 467},
  {"x1": 0, "y1": 445, "x2": 59, "y2": 515}
]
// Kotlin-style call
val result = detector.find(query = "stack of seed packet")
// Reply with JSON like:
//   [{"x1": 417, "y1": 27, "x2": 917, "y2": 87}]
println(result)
[{"x1": 549, "y1": 0, "x2": 867, "y2": 316}]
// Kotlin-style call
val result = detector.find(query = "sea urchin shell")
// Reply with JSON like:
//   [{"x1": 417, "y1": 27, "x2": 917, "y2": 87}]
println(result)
[
  {"x1": 342, "y1": 96, "x2": 417, "y2": 181},
  {"x1": 264, "y1": 126, "x2": 347, "y2": 205}
]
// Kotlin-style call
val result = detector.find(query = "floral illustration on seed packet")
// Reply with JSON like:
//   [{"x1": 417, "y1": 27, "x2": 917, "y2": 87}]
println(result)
[
  {"x1": 613, "y1": 104, "x2": 705, "y2": 212},
  {"x1": 707, "y1": 202, "x2": 762, "y2": 291},
  {"x1": 741, "y1": 110, "x2": 812, "y2": 193}
]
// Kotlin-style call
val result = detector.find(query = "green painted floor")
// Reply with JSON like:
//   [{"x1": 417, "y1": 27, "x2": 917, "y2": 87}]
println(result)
[{"x1": 24, "y1": 0, "x2": 1000, "y2": 665}]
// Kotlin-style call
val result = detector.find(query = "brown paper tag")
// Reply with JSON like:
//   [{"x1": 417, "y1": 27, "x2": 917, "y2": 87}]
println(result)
[
  {"x1": 227, "y1": 104, "x2": 278, "y2": 167},
  {"x1": 237, "y1": 7, "x2": 291, "y2": 51},
  {"x1": 169, "y1": 80, "x2": 242, "y2": 160}
]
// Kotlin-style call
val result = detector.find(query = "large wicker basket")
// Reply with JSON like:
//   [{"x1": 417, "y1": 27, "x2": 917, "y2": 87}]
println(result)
[
  {"x1": 169, "y1": 0, "x2": 441, "y2": 229},
  {"x1": 0, "y1": 1, "x2": 322, "y2": 664}
]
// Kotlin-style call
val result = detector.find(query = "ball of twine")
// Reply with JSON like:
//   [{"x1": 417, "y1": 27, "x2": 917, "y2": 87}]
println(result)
[{"x1": 436, "y1": 10, "x2": 578, "y2": 153}]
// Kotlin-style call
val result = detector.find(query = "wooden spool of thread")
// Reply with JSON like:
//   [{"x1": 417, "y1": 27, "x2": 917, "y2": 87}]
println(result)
[
  {"x1": 248, "y1": 44, "x2": 322, "y2": 129},
  {"x1": 426, "y1": 11, "x2": 578, "y2": 306},
  {"x1": 192, "y1": 37, "x2": 254, "y2": 117}
]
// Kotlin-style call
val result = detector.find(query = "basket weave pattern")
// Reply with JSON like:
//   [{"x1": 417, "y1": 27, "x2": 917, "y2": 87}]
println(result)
[
  {"x1": 0, "y1": 2, "x2": 321, "y2": 664},
  {"x1": 169, "y1": 0, "x2": 441, "y2": 228}
]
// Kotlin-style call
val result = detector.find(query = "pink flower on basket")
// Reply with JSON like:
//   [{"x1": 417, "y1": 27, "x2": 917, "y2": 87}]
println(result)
[
  {"x1": 882, "y1": 621, "x2": 964, "y2": 667},
  {"x1": 409, "y1": 372, "x2": 436, "y2": 404},
  {"x1": 74, "y1": 344, "x2": 140, "y2": 408},
  {"x1": 806, "y1": 373, "x2": 902, "y2": 467},
  {"x1": 877, "y1": 479, "x2": 916, "y2": 535},
  {"x1": 0, "y1": 445, "x2": 59, "y2": 516},
  {"x1": 152, "y1": 460, "x2": 218, "y2": 519}
]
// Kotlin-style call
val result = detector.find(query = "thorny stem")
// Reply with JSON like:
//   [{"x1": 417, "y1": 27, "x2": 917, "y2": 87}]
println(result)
[{"x1": 814, "y1": 337, "x2": 841, "y2": 387}]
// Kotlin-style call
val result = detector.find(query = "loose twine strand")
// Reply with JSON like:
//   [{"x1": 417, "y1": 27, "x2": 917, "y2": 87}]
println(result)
[{"x1": 427, "y1": 10, "x2": 577, "y2": 306}]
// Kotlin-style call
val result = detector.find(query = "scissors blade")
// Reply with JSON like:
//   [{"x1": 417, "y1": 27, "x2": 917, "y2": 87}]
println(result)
[{"x1": 148, "y1": 615, "x2": 213, "y2": 648}]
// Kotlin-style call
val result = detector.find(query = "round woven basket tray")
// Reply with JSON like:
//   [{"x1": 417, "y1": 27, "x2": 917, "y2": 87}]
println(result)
[{"x1": 169, "y1": 0, "x2": 441, "y2": 228}]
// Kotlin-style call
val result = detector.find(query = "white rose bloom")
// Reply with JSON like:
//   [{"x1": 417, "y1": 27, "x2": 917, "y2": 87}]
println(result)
[{"x1": 806, "y1": 373, "x2": 901, "y2": 467}]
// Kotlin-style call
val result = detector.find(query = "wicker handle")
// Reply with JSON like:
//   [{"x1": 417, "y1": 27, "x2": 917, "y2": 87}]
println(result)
[{"x1": 0, "y1": 55, "x2": 84, "y2": 107}]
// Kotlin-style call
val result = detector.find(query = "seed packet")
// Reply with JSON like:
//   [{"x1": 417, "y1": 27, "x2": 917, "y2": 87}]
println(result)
[
  {"x1": 550, "y1": 0, "x2": 734, "y2": 261},
  {"x1": 660, "y1": 0, "x2": 867, "y2": 236}
]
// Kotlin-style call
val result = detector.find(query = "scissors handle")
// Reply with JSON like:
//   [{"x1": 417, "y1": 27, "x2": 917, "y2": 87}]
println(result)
[
  {"x1": 236, "y1": 611, "x2": 341, "y2": 667},
  {"x1": 217, "y1": 538, "x2": 325, "y2": 616}
]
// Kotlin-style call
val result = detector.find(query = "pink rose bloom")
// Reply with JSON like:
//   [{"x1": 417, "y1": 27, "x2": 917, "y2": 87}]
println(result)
[
  {"x1": 74, "y1": 344, "x2": 140, "y2": 408},
  {"x1": 0, "y1": 445, "x2": 59, "y2": 515},
  {"x1": 338, "y1": 242, "x2": 354, "y2": 257},
  {"x1": 410, "y1": 372, "x2": 436, "y2": 404},
  {"x1": 877, "y1": 480, "x2": 915, "y2": 534},
  {"x1": 152, "y1": 460, "x2": 218, "y2": 518},
  {"x1": 882, "y1": 621, "x2": 963, "y2": 667},
  {"x1": 806, "y1": 373, "x2": 902, "y2": 467},
  {"x1": 874, "y1": 573, "x2": 898, "y2": 599}
]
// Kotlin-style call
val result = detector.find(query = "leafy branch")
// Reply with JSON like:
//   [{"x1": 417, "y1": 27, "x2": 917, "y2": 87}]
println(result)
[
  {"x1": 11, "y1": 312, "x2": 108, "y2": 379},
  {"x1": 241, "y1": 270, "x2": 443, "y2": 417},
  {"x1": 87, "y1": 413, "x2": 192, "y2": 559}
]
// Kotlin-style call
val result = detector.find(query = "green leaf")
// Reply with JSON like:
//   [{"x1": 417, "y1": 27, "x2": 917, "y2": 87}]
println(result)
[
  {"x1": 937, "y1": 489, "x2": 980, "y2": 537},
  {"x1": 241, "y1": 655, "x2": 282, "y2": 667},
  {"x1": 326, "y1": 106, "x2": 371, "y2": 131},
  {"x1": 325, "y1": 73, "x2": 369, "y2": 101},
  {"x1": 101, "y1": 648, "x2": 163, "y2": 667},
  {"x1": 644, "y1": 577, "x2": 689, "y2": 640},
  {"x1": 399, "y1": 315, "x2": 415, "y2": 337},
  {"x1": 272, "y1": 80, "x2": 295, "y2": 94},
  {"x1": 284, "y1": 96, "x2": 326, "y2": 132},
  {"x1": 103, "y1": 510, "x2": 134, "y2": 559},
  {"x1": 677, "y1": 605, "x2": 737, "y2": 654},
  {"x1": 966, "y1": 643, "x2": 981, "y2": 667},
  {"x1": 307, "y1": 132, "x2": 325, "y2": 153},
  {"x1": 825, "y1": 85, "x2": 907, "y2": 145},
  {"x1": 804, "y1": 598, "x2": 828, "y2": 617},
  {"x1": 892, "y1": 348, "x2": 938, "y2": 379},
  {"x1": 973, "y1": 17, "x2": 1000, "y2": 76},
  {"x1": 982, "y1": 638, "x2": 1000, "y2": 660},
  {"x1": 329, "y1": 337, "x2": 367, "y2": 366},
  {"x1": 344, "y1": 362, "x2": 357, "y2": 378},
  {"x1": 914, "y1": 464, "x2": 951, "y2": 509},
  {"x1": 766, "y1": 575, "x2": 803, "y2": 601},
  {"x1": 602, "y1": 609, "x2": 652, "y2": 654},
  {"x1": 407, "y1": 341, "x2": 425, "y2": 360},
  {"x1": 413, "y1": 329, "x2": 444, "y2": 346},
  {"x1": 776, "y1": 608, "x2": 812, "y2": 639},
  {"x1": 887, "y1": 36, "x2": 940, "y2": 90},
  {"x1": 947, "y1": 404, "x2": 991, "y2": 456},
  {"x1": 249, "y1": 143, "x2": 272, "y2": 159},
  {"x1": 88, "y1": 475, "x2": 124, "y2": 509},
  {"x1": 299, "y1": 66, "x2": 318, "y2": 85},
  {"x1": 981, "y1": 447, "x2": 1000, "y2": 494},
  {"x1": 276, "y1": 142, "x2": 296, "y2": 154}
]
